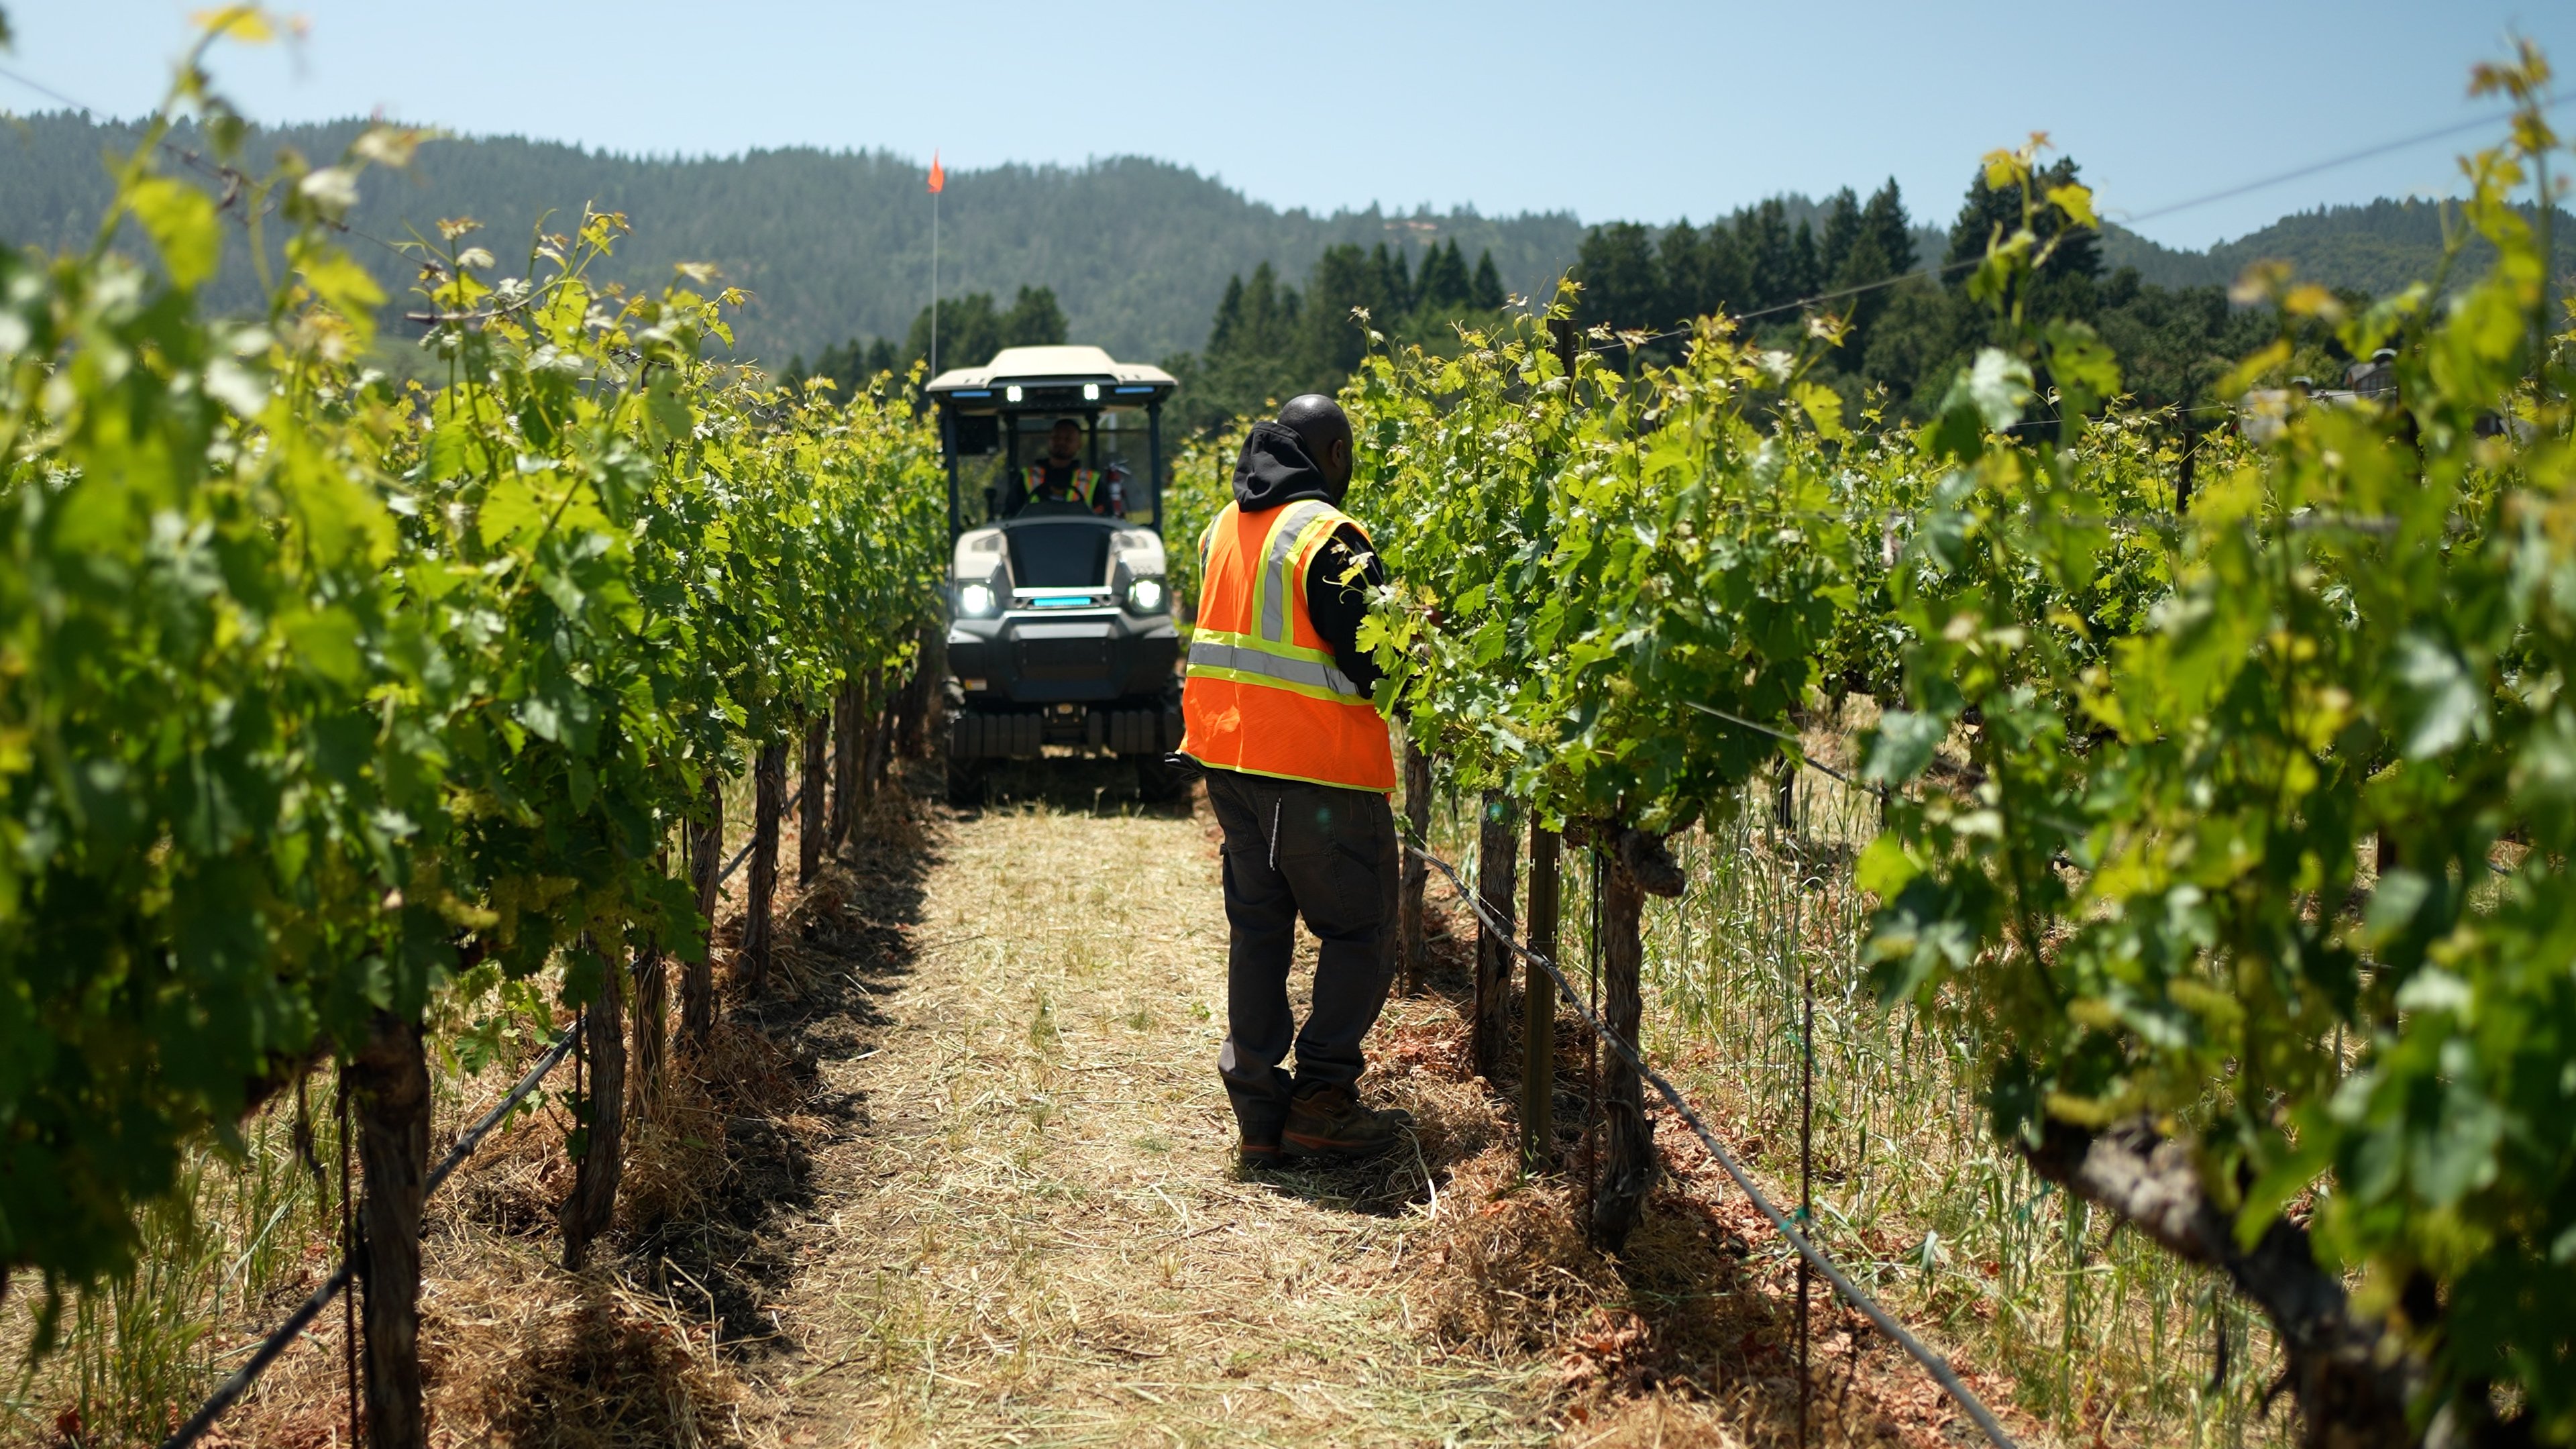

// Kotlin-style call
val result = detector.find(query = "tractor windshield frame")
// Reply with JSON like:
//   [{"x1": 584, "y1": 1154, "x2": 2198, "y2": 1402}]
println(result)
[{"x1": 926, "y1": 356, "x2": 1177, "y2": 540}]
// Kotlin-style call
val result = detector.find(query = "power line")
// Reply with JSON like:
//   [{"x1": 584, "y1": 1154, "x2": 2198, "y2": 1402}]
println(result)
[
  {"x1": 2114, "y1": 89, "x2": 2574, "y2": 227},
  {"x1": 0, "y1": 62, "x2": 421, "y2": 268}
]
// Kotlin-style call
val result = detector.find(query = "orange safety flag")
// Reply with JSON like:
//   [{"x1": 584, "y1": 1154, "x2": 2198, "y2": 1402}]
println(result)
[{"x1": 927, "y1": 150, "x2": 945, "y2": 195}]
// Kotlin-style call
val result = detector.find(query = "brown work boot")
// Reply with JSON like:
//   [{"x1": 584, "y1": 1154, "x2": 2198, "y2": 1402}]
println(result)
[
  {"x1": 1281, "y1": 1082, "x2": 1412, "y2": 1161},
  {"x1": 1237, "y1": 1135, "x2": 1284, "y2": 1173}
]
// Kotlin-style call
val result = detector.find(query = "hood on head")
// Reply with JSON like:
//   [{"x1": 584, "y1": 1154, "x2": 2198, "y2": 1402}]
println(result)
[{"x1": 1232, "y1": 420, "x2": 1341, "y2": 511}]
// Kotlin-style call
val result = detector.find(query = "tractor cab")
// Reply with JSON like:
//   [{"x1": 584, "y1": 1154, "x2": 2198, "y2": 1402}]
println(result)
[{"x1": 926, "y1": 345, "x2": 1185, "y2": 803}]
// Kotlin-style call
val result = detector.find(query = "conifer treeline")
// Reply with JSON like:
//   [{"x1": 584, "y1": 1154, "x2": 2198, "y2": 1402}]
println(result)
[
  {"x1": 1172, "y1": 239, "x2": 1510, "y2": 425},
  {"x1": 790, "y1": 154, "x2": 2569, "y2": 438}
]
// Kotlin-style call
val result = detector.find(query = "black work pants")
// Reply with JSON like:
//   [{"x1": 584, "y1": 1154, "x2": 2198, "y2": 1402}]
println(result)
[{"x1": 1202, "y1": 767, "x2": 1399, "y2": 1142}]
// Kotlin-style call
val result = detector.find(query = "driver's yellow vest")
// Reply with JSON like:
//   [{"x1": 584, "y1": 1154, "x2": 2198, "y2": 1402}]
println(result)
[
  {"x1": 1024, "y1": 462, "x2": 1097, "y2": 508},
  {"x1": 1179, "y1": 499, "x2": 1395, "y2": 792}
]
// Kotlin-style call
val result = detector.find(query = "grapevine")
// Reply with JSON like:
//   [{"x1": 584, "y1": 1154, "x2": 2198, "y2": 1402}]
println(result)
[
  {"x1": 1353, "y1": 50, "x2": 2576, "y2": 1442},
  {"x1": 0, "y1": 39, "x2": 945, "y2": 1339}
]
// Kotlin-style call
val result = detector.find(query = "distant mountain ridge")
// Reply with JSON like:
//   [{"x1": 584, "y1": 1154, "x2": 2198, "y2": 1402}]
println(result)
[
  {"x1": 0, "y1": 112, "x2": 1582, "y2": 366},
  {"x1": 2102, "y1": 197, "x2": 2576, "y2": 297},
  {"x1": 1, "y1": 111, "x2": 2561, "y2": 368}
]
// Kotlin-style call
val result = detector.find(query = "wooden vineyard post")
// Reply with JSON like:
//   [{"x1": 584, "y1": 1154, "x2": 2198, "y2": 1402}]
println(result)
[
  {"x1": 1596, "y1": 828, "x2": 1682, "y2": 1250},
  {"x1": 896, "y1": 620, "x2": 941, "y2": 757},
  {"x1": 630, "y1": 852, "x2": 669, "y2": 1120},
  {"x1": 1473, "y1": 790, "x2": 1521, "y2": 1083},
  {"x1": 350, "y1": 1012, "x2": 429, "y2": 1449},
  {"x1": 744, "y1": 739, "x2": 786, "y2": 994},
  {"x1": 830, "y1": 674, "x2": 863, "y2": 847},
  {"x1": 868, "y1": 677, "x2": 897, "y2": 792},
  {"x1": 1398, "y1": 734, "x2": 1433, "y2": 994},
  {"x1": 682, "y1": 769, "x2": 722, "y2": 1047},
  {"x1": 1522, "y1": 821, "x2": 1560, "y2": 1171},
  {"x1": 561, "y1": 944, "x2": 626, "y2": 1271},
  {"x1": 800, "y1": 710, "x2": 829, "y2": 885},
  {"x1": 860, "y1": 667, "x2": 888, "y2": 800}
]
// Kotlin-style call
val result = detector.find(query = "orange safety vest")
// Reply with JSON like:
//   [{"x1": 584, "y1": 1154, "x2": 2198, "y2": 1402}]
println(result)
[
  {"x1": 1179, "y1": 498, "x2": 1396, "y2": 792},
  {"x1": 1024, "y1": 462, "x2": 1104, "y2": 513}
]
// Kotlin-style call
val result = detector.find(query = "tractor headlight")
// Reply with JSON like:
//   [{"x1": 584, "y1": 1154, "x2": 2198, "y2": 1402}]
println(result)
[
  {"x1": 959, "y1": 582, "x2": 997, "y2": 617},
  {"x1": 1126, "y1": 576, "x2": 1166, "y2": 614}
]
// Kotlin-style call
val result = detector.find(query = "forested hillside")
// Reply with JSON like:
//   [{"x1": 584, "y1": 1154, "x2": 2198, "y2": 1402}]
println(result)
[
  {"x1": 2103, "y1": 196, "x2": 2576, "y2": 293},
  {"x1": 5, "y1": 109, "x2": 2565, "y2": 400},
  {"x1": 0, "y1": 110, "x2": 1585, "y2": 366}
]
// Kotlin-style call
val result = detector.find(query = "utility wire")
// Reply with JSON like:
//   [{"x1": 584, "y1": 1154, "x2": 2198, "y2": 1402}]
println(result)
[
  {"x1": 2115, "y1": 89, "x2": 2574, "y2": 227},
  {"x1": 1407, "y1": 839, "x2": 2022, "y2": 1449}
]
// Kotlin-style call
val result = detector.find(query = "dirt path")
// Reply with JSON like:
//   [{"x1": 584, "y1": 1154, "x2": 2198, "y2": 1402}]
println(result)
[{"x1": 763, "y1": 761, "x2": 1546, "y2": 1447}]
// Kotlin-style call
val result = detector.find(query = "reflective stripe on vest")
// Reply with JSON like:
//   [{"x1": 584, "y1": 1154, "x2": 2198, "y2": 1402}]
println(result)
[
  {"x1": 1026, "y1": 463, "x2": 1095, "y2": 502},
  {"x1": 1185, "y1": 627, "x2": 1364, "y2": 700},
  {"x1": 1178, "y1": 498, "x2": 1395, "y2": 793}
]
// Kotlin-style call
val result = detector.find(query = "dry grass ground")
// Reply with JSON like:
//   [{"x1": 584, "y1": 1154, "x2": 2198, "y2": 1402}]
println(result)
[
  {"x1": 767, "y1": 756, "x2": 1546, "y2": 1447},
  {"x1": 753, "y1": 756, "x2": 2043, "y2": 1449}
]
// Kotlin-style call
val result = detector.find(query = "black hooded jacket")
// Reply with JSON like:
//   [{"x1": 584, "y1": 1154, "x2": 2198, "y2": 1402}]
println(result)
[{"x1": 1227, "y1": 421, "x2": 1387, "y2": 696}]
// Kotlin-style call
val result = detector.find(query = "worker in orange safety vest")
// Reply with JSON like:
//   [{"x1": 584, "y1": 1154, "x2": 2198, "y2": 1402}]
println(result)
[{"x1": 1177, "y1": 394, "x2": 1411, "y2": 1172}]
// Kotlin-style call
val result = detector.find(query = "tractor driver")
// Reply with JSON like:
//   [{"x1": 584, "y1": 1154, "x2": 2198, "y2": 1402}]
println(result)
[{"x1": 1003, "y1": 417, "x2": 1124, "y2": 517}]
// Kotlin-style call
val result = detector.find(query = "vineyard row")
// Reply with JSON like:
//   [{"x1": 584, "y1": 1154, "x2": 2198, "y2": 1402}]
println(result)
[{"x1": 1341, "y1": 65, "x2": 2576, "y2": 1446}]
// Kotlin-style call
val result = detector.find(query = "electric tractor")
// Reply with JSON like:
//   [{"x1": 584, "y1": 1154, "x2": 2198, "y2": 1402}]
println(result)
[{"x1": 925, "y1": 345, "x2": 1185, "y2": 804}]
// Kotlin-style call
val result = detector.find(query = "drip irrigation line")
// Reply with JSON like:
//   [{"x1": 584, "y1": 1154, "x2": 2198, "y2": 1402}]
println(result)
[
  {"x1": 1407, "y1": 839, "x2": 2022, "y2": 1449},
  {"x1": 160, "y1": 1259, "x2": 357, "y2": 1449},
  {"x1": 160, "y1": 1024, "x2": 578, "y2": 1449},
  {"x1": 712, "y1": 767, "x2": 802, "y2": 890},
  {"x1": 1682, "y1": 700, "x2": 1870, "y2": 792},
  {"x1": 426, "y1": 1024, "x2": 580, "y2": 1196}
]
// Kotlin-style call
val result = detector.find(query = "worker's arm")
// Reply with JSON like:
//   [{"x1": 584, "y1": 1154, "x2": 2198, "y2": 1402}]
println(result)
[{"x1": 1302, "y1": 523, "x2": 1388, "y2": 696}]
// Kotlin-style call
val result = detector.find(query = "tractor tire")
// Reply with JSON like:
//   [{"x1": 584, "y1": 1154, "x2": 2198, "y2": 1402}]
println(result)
[{"x1": 946, "y1": 756, "x2": 987, "y2": 808}]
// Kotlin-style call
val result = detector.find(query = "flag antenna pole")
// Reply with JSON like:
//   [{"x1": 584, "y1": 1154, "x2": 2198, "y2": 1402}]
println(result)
[{"x1": 928, "y1": 148, "x2": 944, "y2": 378}]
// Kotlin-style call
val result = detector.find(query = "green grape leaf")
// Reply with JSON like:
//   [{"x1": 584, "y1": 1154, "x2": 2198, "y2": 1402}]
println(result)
[{"x1": 128, "y1": 176, "x2": 220, "y2": 291}]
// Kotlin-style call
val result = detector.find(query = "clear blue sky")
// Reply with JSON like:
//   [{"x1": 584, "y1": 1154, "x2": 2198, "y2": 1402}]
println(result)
[{"x1": 5, "y1": 0, "x2": 2571, "y2": 250}]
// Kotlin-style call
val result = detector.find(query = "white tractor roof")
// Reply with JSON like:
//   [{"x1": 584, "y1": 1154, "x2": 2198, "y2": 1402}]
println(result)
[{"x1": 926, "y1": 345, "x2": 1177, "y2": 394}]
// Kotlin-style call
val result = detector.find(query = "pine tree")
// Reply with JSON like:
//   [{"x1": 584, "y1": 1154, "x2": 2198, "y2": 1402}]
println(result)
[
  {"x1": 1833, "y1": 180, "x2": 1915, "y2": 362},
  {"x1": 1790, "y1": 220, "x2": 1821, "y2": 305},
  {"x1": 1740, "y1": 199, "x2": 1797, "y2": 314},
  {"x1": 1819, "y1": 187, "x2": 1861, "y2": 284},
  {"x1": 1208, "y1": 274, "x2": 1246, "y2": 354},
  {"x1": 1470, "y1": 250, "x2": 1507, "y2": 311},
  {"x1": 1416, "y1": 239, "x2": 1472, "y2": 313},
  {"x1": 1303, "y1": 244, "x2": 1382, "y2": 382},
  {"x1": 1945, "y1": 156, "x2": 2100, "y2": 288},
  {"x1": 1370, "y1": 241, "x2": 1414, "y2": 320},
  {"x1": 1003, "y1": 285, "x2": 1067, "y2": 347},
  {"x1": 1572, "y1": 221, "x2": 1662, "y2": 335},
  {"x1": 1861, "y1": 179, "x2": 1917, "y2": 283}
]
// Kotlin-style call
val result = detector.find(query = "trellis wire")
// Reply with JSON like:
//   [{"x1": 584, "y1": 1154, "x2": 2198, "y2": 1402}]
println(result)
[{"x1": 1409, "y1": 840, "x2": 2022, "y2": 1449}]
